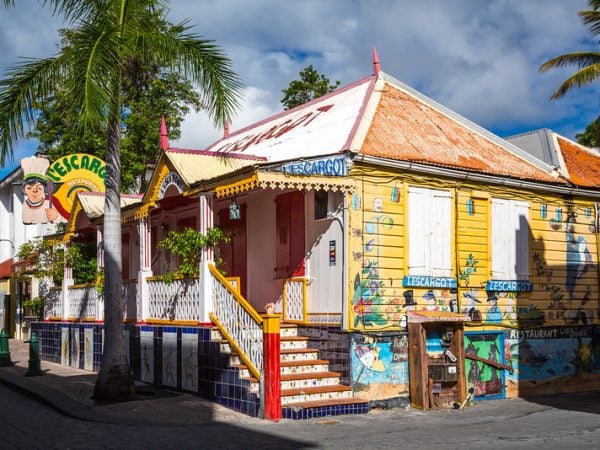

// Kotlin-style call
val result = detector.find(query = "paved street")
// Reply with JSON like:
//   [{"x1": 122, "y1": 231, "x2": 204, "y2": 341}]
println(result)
[{"x1": 1, "y1": 381, "x2": 600, "y2": 449}]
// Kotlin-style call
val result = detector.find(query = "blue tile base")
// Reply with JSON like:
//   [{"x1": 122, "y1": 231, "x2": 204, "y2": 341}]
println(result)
[{"x1": 282, "y1": 401, "x2": 370, "y2": 420}]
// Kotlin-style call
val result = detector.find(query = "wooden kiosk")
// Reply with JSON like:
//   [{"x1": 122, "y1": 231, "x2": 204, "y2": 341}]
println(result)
[{"x1": 407, "y1": 311, "x2": 470, "y2": 409}]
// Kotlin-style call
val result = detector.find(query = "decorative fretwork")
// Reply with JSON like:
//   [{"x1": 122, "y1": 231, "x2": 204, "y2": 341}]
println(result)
[
  {"x1": 68, "y1": 284, "x2": 97, "y2": 320},
  {"x1": 123, "y1": 280, "x2": 139, "y2": 321},
  {"x1": 208, "y1": 264, "x2": 263, "y2": 379},
  {"x1": 147, "y1": 277, "x2": 201, "y2": 322},
  {"x1": 45, "y1": 287, "x2": 63, "y2": 319},
  {"x1": 283, "y1": 278, "x2": 307, "y2": 323}
]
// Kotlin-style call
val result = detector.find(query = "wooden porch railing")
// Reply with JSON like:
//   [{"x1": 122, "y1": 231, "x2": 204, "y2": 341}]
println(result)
[
  {"x1": 208, "y1": 264, "x2": 263, "y2": 380},
  {"x1": 146, "y1": 276, "x2": 201, "y2": 322},
  {"x1": 283, "y1": 277, "x2": 307, "y2": 323},
  {"x1": 68, "y1": 283, "x2": 97, "y2": 320},
  {"x1": 45, "y1": 286, "x2": 63, "y2": 320}
]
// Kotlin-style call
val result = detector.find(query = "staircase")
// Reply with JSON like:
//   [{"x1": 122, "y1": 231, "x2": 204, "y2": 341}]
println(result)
[{"x1": 211, "y1": 323, "x2": 369, "y2": 419}]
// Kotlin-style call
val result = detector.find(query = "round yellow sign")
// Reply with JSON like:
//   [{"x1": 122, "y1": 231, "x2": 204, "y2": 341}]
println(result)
[{"x1": 46, "y1": 153, "x2": 106, "y2": 220}]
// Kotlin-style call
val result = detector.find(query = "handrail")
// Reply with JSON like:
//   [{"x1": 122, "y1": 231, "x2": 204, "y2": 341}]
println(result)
[
  {"x1": 208, "y1": 264, "x2": 263, "y2": 325},
  {"x1": 68, "y1": 282, "x2": 96, "y2": 290},
  {"x1": 208, "y1": 264, "x2": 263, "y2": 380}
]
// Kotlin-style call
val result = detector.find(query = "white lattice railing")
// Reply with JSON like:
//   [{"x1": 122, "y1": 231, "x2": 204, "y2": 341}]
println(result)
[
  {"x1": 68, "y1": 283, "x2": 98, "y2": 320},
  {"x1": 208, "y1": 264, "x2": 263, "y2": 379},
  {"x1": 283, "y1": 278, "x2": 307, "y2": 323},
  {"x1": 123, "y1": 279, "x2": 138, "y2": 321},
  {"x1": 45, "y1": 287, "x2": 63, "y2": 319},
  {"x1": 147, "y1": 277, "x2": 201, "y2": 322}
]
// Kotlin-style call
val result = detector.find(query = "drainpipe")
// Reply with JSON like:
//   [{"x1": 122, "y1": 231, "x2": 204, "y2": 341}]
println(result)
[{"x1": 341, "y1": 192, "x2": 350, "y2": 331}]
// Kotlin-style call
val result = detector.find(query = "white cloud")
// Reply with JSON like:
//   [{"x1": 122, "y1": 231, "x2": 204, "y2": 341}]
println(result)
[{"x1": 1, "y1": 0, "x2": 598, "y2": 167}]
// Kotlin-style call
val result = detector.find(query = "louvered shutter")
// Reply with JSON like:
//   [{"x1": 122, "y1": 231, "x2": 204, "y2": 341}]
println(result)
[
  {"x1": 408, "y1": 187, "x2": 428, "y2": 275},
  {"x1": 492, "y1": 198, "x2": 511, "y2": 279},
  {"x1": 514, "y1": 201, "x2": 530, "y2": 279},
  {"x1": 431, "y1": 190, "x2": 452, "y2": 276}
]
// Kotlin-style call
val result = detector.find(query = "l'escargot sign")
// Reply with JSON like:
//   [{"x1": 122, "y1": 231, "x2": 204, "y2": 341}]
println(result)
[{"x1": 20, "y1": 154, "x2": 106, "y2": 224}]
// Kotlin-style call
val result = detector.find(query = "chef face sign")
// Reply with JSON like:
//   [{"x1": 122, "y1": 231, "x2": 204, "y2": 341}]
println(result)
[{"x1": 20, "y1": 156, "x2": 61, "y2": 224}]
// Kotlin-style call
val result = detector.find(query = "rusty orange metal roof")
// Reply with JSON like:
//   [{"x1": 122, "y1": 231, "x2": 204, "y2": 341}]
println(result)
[
  {"x1": 555, "y1": 137, "x2": 600, "y2": 187},
  {"x1": 360, "y1": 81, "x2": 562, "y2": 184},
  {"x1": 0, "y1": 258, "x2": 13, "y2": 278}
]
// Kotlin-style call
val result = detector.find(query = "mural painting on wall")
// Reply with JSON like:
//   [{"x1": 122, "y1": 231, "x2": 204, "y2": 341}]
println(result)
[
  {"x1": 352, "y1": 202, "x2": 398, "y2": 328},
  {"x1": 458, "y1": 253, "x2": 479, "y2": 287},
  {"x1": 465, "y1": 333, "x2": 504, "y2": 398},
  {"x1": 565, "y1": 211, "x2": 594, "y2": 301},
  {"x1": 350, "y1": 333, "x2": 409, "y2": 400},
  {"x1": 20, "y1": 154, "x2": 106, "y2": 224},
  {"x1": 460, "y1": 289, "x2": 518, "y2": 325},
  {"x1": 533, "y1": 208, "x2": 596, "y2": 326},
  {"x1": 504, "y1": 327, "x2": 598, "y2": 396}
]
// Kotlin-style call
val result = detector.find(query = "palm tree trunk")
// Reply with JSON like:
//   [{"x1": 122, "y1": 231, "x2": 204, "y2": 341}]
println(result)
[{"x1": 93, "y1": 103, "x2": 135, "y2": 400}]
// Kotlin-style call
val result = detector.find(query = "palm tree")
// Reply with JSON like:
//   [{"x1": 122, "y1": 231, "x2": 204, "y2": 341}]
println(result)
[
  {"x1": 539, "y1": 0, "x2": 600, "y2": 99},
  {"x1": 0, "y1": 0, "x2": 242, "y2": 400}
]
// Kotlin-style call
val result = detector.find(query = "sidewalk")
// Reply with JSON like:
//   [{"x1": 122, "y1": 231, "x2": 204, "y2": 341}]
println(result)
[{"x1": 0, "y1": 339, "x2": 260, "y2": 426}]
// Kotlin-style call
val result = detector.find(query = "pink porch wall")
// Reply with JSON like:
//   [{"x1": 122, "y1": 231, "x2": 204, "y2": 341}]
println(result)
[{"x1": 217, "y1": 190, "x2": 281, "y2": 312}]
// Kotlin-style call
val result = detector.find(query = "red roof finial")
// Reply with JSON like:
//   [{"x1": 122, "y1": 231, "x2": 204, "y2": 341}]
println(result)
[
  {"x1": 372, "y1": 47, "x2": 381, "y2": 75},
  {"x1": 160, "y1": 115, "x2": 169, "y2": 150},
  {"x1": 224, "y1": 119, "x2": 230, "y2": 138}
]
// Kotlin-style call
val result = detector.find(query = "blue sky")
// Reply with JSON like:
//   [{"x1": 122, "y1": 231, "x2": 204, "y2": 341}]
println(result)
[{"x1": 1, "y1": 0, "x2": 598, "y2": 179}]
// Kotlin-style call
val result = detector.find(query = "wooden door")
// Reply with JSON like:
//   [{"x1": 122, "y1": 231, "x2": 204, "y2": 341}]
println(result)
[
  {"x1": 275, "y1": 191, "x2": 305, "y2": 279},
  {"x1": 218, "y1": 204, "x2": 247, "y2": 298}
]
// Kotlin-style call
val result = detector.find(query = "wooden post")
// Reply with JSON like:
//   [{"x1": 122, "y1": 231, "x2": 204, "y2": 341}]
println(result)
[{"x1": 262, "y1": 314, "x2": 281, "y2": 421}]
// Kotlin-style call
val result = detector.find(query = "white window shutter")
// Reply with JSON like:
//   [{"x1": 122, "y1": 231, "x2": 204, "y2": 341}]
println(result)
[
  {"x1": 408, "y1": 187, "x2": 428, "y2": 275},
  {"x1": 514, "y1": 201, "x2": 530, "y2": 279},
  {"x1": 492, "y1": 198, "x2": 511, "y2": 279},
  {"x1": 431, "y1": 191, "x2": 452, "y2": 277}
]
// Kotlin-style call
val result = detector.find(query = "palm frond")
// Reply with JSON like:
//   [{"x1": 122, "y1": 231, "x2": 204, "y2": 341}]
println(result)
[
  {"x1": 579, "y1": 10, "x2": 600, "y2": 37},
  {"x1": 64, "y1": 20, "x2": 123, "y2": 128},
  {"x1": 549, "y1": 64, "x2": 600, "y2": 98},
  {"x1": 132, "y1": 24, "x2": 243, "y2": 127},
  {"x1": 539, "y1": 52, "x2": 600, "y2": 72},
  {"x1": 0, "y1": 56, "x2": 65, "y2": 165}
]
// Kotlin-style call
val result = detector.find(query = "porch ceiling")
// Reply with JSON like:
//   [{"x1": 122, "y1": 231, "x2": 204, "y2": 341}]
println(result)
[{"x1": 215, "y1": 171, "x2": 356, "y2": 198}]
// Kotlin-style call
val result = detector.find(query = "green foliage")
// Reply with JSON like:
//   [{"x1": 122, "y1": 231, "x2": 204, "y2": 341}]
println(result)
[
  {"x1": 576, "y1": 117, "x2": 600, "y2": 147},
  {"x1": 15, "y1": 239, "x2": 65, "y2": 284},
  {"x1": 23, "y1": 296, "x2": 45, "y2": 321},
  {"x1": 281, "y1": 65, "x2": 340, "y2": 110},
  {"x1": 27, "y1": 27, "x2": 203, "y2": 193},
  {"x1": 158, "y1": 227, "x2": 229, "y2": 279},
  {"x1": 539, "y1": 1, "x2": 600, "y2": 99},
  {"x1": 14, "y1": 239, "x2": 97, "y2": 286},
  {"x1": 65, "y1": 243, "x2": 98, "y2": 285}
]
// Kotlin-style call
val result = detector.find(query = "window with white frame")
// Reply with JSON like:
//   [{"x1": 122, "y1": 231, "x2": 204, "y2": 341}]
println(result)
[
  {"x1": 491, "y1": 198, "x2": 530, "y2": 280},
  {"x1": 407, "y1": 186, "x2": 452, "y2": 277}
]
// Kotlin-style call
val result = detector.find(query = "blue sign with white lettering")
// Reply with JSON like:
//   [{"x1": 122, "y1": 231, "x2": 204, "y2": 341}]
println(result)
[
  {"x1": 281, "y1": 156, "x2": 347, "y2": 177},
  {"x1": 485, "y1": 280, "x2": 533, "y2": 292},
  {"x1": 402, "y1": 276, "x2": 457, "y2": 289}
]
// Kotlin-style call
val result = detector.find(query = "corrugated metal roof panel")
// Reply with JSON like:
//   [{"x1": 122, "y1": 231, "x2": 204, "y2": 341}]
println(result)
[
  {"x1": 77, "y1": 192, "x2": 142, "y2": 219},
  {"x1": 165, "y1": 148, "x2": 260, "y2": 186},
  {"x1": 206, "y1": 77, "x2": 375, "y2": 161},
  {"x1": 556, "y1": 136, "x2": 600, "y2": 187},
  {"x1": 360, "y1": 83, "x2": 561, "y2": 183},
  {"x1": 505, "y1": 129, "x2": 560, "y2": 168}
]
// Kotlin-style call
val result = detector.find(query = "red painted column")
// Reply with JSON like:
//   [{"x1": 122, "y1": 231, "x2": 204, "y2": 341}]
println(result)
[{"x1": 262, "y1": 314, "x2": 281, "y2": 421}]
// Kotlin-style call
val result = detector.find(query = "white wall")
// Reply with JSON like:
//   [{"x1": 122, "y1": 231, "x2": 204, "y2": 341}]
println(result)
[{"x1": 305, "y1": 191, "x2": 344, "y2": 314}]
